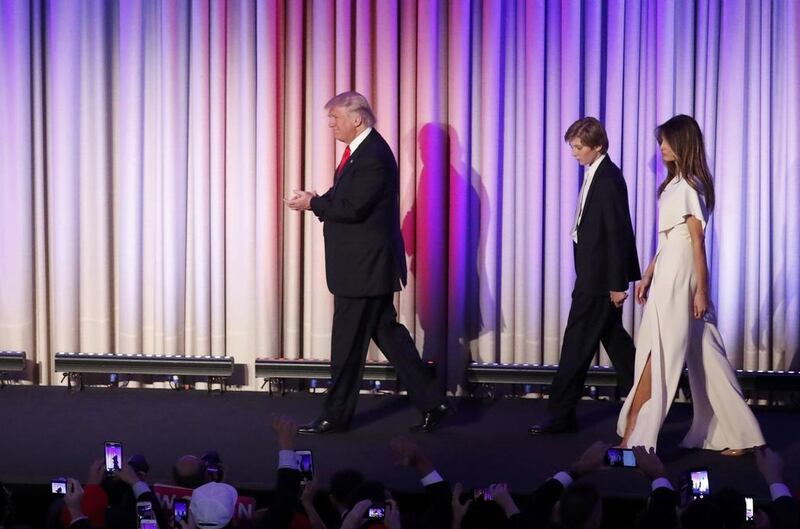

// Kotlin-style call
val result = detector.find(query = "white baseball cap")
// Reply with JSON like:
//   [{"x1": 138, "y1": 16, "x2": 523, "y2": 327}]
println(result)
[{"x1": 190, "y1": 482, "x2": 238, "y2": 528}]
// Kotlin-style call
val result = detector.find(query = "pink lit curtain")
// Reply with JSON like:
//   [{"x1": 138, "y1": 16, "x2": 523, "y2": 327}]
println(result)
[{"x1": 1, "y1": 0, "x2": 798, "y2": 388}]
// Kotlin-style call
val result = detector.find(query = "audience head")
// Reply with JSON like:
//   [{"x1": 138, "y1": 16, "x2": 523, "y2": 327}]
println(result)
[
  {"x1": 127, "y1": 454, "x2": 149, "y2": 480},
  {"x1": 681, "y1": 497, "x2": 724, "y2": 529},
  {"x1": 711, "y1": 487, "x2": 746, "y2": 529},
  {"x1": 329, "y1": 469, "x2": 365, "y2": 511},
  {"x1": 558, "y1": 483, "x2": 602, "y2": 529},
  {"x1": 460, "y1": 495, "x2": 507, "y2": 529},
  {"x1": 202, "y1": 450, "x2": 225, "y2": 482},
  {"x1": 174, "y1": 455, "x2": 208, "y2": 489},
  {"x1": 349, "y1": 481, "x2": 389, "y2": 508},
  {"x1": 190, "y1": 481, "x2": 238, "y2": 529}
]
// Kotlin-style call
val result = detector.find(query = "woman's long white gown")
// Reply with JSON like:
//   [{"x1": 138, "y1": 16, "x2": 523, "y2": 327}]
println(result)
[{"x1": 616, "y1": 177, "x2": 765, "y2": 450}]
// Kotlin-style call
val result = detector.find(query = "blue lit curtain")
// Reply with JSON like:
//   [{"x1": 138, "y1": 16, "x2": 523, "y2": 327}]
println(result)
[{"x1": 1, "y1": 0, "x2": 798, "y2": 387}]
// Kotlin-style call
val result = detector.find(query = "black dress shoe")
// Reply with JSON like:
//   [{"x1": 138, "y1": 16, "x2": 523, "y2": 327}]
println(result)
[
  {"x1": 410, "y1": 402, "x2": 454, "y2": 433},
  {"x1": 297, "y1": 419, "x2": 344, "y2": 435},
  {"x1": 528, "y1": 420, "x2": 579, "y2": 436}
]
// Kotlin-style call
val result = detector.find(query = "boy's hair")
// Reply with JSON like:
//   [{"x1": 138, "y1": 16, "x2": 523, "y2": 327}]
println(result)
[{"x1": 564, "y1": 117, "x2": 609, "y2": 154}]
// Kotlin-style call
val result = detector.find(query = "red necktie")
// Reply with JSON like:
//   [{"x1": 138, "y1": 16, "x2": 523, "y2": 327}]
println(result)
[{"x1": 335, "y1": 146, "x2": 351, "y2": 179}]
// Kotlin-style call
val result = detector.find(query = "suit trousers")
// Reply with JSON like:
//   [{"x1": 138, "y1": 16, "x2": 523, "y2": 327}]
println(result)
[
  {"x1": 547, "y1": 291, "x2": 635, "y2": 424},
  {"x1": 322, "y1": 294, "x2": 444, "y2": 426}
]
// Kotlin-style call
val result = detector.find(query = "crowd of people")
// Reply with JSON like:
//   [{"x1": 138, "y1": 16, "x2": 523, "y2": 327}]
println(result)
[{"x1": 0, "y1": 414, "x2": 795, "y2": 529}]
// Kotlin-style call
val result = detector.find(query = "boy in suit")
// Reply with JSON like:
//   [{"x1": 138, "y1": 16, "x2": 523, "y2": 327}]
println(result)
[{"x1": 529, "y1": 117, "x2": 640, "y2": 435}]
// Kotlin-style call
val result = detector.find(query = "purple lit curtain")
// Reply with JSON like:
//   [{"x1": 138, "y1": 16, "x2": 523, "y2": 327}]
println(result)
[{"x1": 1, "y1": 0, "x2": 798, "y2": 388}]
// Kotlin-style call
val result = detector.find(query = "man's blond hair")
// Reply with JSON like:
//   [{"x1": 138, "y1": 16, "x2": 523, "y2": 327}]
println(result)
[{"x1": 325, "y1": 91, "x2": 376, "y2": 128}]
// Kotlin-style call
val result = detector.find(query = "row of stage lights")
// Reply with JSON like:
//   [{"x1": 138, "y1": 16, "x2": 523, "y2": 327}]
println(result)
[{"x1": 0, "y1": 352, "x2": 798, "y2": 394}]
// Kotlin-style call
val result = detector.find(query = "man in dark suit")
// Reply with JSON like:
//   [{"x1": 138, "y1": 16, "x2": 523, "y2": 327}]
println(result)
[
  {"x1": 529, "y1": 117, "x2": 640, "y2": 435},
  {"x1": 287, "y1": 91, "x2": 450, "y2": 434}
]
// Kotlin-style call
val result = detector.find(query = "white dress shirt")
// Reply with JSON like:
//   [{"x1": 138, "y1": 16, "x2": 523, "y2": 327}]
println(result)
[
  {"x1": 347, "y1": 127, "x2": 372, "y2": 156},
  {"x1": 571, "y1": 154, "x2": 606, "y2": 243}
]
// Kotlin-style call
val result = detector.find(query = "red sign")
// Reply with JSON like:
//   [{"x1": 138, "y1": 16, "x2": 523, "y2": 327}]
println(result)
[{"x1": 153, "y1": 483, "x2": 256, "y2": 522}]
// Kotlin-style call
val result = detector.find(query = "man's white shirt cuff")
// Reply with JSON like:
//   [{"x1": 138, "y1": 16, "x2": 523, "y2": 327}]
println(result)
[
  {"x1": 421, "y1": 470, "x2": 444, "y2": 486},
  {"x1": 553, "y1": 472, "x2": 574, "y2": 488},
  {"x1": 770, "y1": 483, "x2": 791, "y2": 500},
  {"x1": 132, "y1": 481, "x2": 151, "y2": 498},
  {"x1": 652, "y1": 478, "x2": 674, "y2": 491},
  {"x1": 279, "y1": 450, "x2": 300, "y2": 470}
]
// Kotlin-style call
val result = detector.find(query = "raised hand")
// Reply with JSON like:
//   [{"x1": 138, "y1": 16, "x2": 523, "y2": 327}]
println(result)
[
  {"x1": 86, "y1": 459, "x2": 104, "y2": 485},
  {"x1": 489, "y1": 483, "x2": 520, "y2": 516},
  {"x1": 631, "y1": 445, "x2": 666, "y2": 481},
  {"x1": 571, "y1": 441, "x2": 611, "y2": 478},
  {"x1": 272, "y1": 414, "x2": 299, "y2": 451},
  {"x1": 451, "y1": 483, "x2": 472, "y2": 529},
  {"x1": 755, "y1": 446, "x2": 783, "y2": 485},
  {"x1": 340, "y1": 499, "x2": 371, "y2": 529},
  {"x1": 64, "y1": 478, "x2": 85, "y2": 519}
]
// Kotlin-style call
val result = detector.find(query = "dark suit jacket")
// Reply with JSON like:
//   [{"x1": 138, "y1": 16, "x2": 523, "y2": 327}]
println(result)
[
  {"x1": 573, "y1": 156, "x2": 641, "y2": 295},
  {"x1": 420, "y1": 480, "x2": 453, "y2": 529},
  {"x1": 255, "y1": 468, "x2": 302, "y2": 529},
  {"x1": 310, "y1": 129, "x2": 407, "y2": 297},
  {"x1": 767, "y1": 496, "x2": 800, "y2": 529},
  {"x1": 389, "y1": 479, "x2": 452, "y2": 529}
]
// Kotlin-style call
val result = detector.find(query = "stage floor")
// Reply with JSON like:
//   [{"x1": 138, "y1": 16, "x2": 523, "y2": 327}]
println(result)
[{"x1": 1, "y1": 385, "x2": 797, "y2": 499}]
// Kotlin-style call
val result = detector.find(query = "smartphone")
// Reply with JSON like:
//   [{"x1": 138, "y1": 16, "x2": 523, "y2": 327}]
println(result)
[
  {"x1": 474, "y1": 487, "x2": 493, "y2": 501},
  {"x1": 51, "y1": 478, "x2": 67, "y2": 495},
  {"x1": 136, "y1": 500, "x2": 155, "y2": 520},
  {"x1": 605, "y1": 448, "x2": 637, "y2": 468},
  {"x1": 367, "y1": 504, "x2": 386, "y2": 520},
  {"x1": 174, "y1": 498, "x2": 189, "y2": 525},
  {"x1": 104, "y1": 441, "x2": 123, "y2": 473},
  {"x1": 296, "y1": 450, "x2": 313, "y2": 483},
  {"x1": 137, "y1": 500, "x2": 157, "y2": 529},
  {"x1": 689, "y1": 468, "x2": 710, "y2": 499},
  {"x1": 745, "y1": 496, "x2": 754, "y2": 522}
]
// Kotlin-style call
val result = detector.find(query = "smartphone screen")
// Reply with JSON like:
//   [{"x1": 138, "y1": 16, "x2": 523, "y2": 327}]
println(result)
[
  {"x1": 745, "y1": 497, "x2": 754, "y2": 521},
  {"x1": 105, "y1": 441, "x2": 123, "y2": 473},
  {"x1": 690, "y1": 469, "x2": 710, "y2": 499},
  {"x1": 368, "y1": 506, "x2": 385, "y2": 519},
  {"x1": 605, "y1": 448, "x2": 637, "y2": 467},
  {"x1": 139, "y1": 520, "x2": 158, "y2": 529},
  {"x1": 474, "y1": 487, "x2": 493, "y2": 501},
  {"x1": 174, "y1": 498, "x2": 189, "y2": 524},
  {"x1": 136, "y1": 501, "x2": 155, "y2": 520},
  {"x1": 51, "y1": 479, "x2": 67, "y2": 495},
  {"x1": 296, "y1": 450, "x2": 313, "y2": 483}
]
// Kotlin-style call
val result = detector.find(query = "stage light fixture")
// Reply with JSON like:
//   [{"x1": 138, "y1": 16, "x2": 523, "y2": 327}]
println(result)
[{"x1": 54, "y1": 352, "x2": 234, "y2": 391}]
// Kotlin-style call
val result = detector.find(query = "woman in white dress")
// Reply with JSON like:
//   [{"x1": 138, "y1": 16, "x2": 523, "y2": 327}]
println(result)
[{"x1": 617, "y1": 115, "x2": 765, "y2": 454}]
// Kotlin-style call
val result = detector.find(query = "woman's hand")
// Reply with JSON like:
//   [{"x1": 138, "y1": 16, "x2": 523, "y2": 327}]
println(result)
[
  {"x1": 635, "y1": 276, "x2": 652, "y2": 305},
  {"x1": 693, "y1": 289, "x2": 708, "y2": 319}
]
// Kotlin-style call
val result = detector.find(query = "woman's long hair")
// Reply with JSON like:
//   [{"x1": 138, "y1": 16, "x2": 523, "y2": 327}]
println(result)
[{"x1": 656, "y1": 114, "x2": 715, "y2": 212}]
